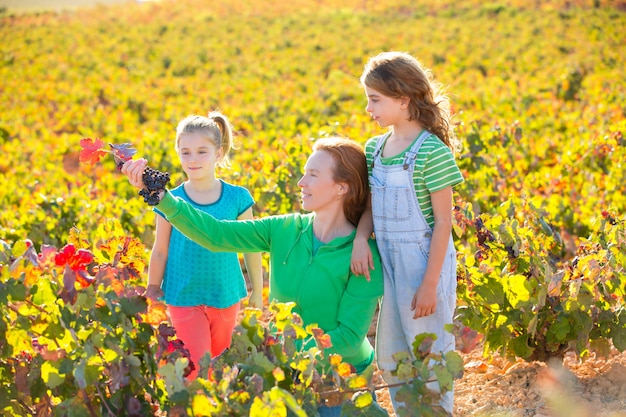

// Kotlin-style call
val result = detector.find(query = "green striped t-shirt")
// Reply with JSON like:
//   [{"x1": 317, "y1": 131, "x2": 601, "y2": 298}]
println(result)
[{"x1": 365, "y1": 132, "x2": 464, "y2": 228}]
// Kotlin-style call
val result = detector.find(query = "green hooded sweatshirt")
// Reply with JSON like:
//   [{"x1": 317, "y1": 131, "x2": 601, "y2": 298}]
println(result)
[{"x1": 156, "y1": 191, "x2": 384, "y2": 371}]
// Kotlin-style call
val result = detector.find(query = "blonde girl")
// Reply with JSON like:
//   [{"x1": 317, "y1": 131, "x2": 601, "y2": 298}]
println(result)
[{"x1": 147, "y1": 111, "x2": 263, "y2": 379}]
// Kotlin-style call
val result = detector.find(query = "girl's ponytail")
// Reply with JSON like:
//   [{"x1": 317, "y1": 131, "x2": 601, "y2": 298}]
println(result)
[{"x1": 208, "y1": 111, "x2": 236, "y2": 168}]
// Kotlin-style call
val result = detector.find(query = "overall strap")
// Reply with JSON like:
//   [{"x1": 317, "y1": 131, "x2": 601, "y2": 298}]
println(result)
[
  {"x1": 403, "y1": 130, "x2": 432, "y2": 170},
  {"x1": 370, "y1": 133, "x2": 390, "y2": 170}
]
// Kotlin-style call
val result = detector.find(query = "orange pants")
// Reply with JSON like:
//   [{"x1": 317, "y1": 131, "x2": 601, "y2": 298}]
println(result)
[{"x1": 168, "y1": 303, "x2": 240, "y2": 379}]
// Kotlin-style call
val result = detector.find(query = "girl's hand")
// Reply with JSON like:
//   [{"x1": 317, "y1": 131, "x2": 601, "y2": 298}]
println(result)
[
  {"x1": 411, "y1": 283, "x2": 437, "y2": 319},
  {"x1": 248, "y1": 291, "x2": 263, "y2": 309},
  {"x1": 121, "y1": 158, "x2": 148, "y2": 189},
  {"x1": 145, "y1": 284, "x2": 164, "y2": 301},
  {"x1": 350, "y1": 237, "x2": 374, "y2": 281}
]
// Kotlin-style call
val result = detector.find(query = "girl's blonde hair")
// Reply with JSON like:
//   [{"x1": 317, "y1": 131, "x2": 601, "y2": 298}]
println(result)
[
  {"x1": 175, "y1": 111, "x2": 235, "y2": 168},
  {"x1": 361, "y1": 51, "x2": 460, "y2": 152}
]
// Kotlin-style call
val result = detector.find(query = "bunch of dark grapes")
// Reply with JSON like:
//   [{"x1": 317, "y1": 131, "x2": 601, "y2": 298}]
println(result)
[
  {"x1": 139, "y1": 166, "x2": 170, "y2": 206},
  {"x1": 475, "y1": 217, "x2": 495, "y2": 248}
]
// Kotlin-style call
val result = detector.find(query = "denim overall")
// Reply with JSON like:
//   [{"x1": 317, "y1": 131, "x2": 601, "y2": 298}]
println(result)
[{"x1": 370, "y1": 130, "x2": 457, "y2": 413}]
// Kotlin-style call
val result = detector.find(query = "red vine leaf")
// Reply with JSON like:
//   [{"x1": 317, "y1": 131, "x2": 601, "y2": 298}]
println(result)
[
  {"x1": 54, "y1": 244, "x2": 94, "y2": 272},
  {"x1": 459, "y1": 326, "x2": 483, "y2": 354},
  {"x1": 311, "y1": 327, "x2": 333, "y2": 350},
  {"x1": 79, "y1": 138, "x2": 109, "y2": 164}
]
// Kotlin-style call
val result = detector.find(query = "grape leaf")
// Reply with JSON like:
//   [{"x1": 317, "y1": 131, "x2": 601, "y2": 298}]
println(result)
[
  {"x1": 79, "y1": 138, "x2": 109, "y2": 164},
  {"x1": 336, "y1": 362, "x2": 355, "y2": 377},
  {"x1": 458, "y1": 326, "x2": 482, "y2": 354},
  {"x1": 75, "y1": 269, "x2": 95, "y2": 289},
  {"x1": 109, "y1": 143, "x2": 136, "y2": 169},
  {"x1": 61, "y1": 264, "x2": 78, "y2": 305},
  {"x1": 143, "y1": 301, "x2": 168, "y2": 325},
  {"x1": 54, "y1": 244, "x2": 94, "y2": 272}
]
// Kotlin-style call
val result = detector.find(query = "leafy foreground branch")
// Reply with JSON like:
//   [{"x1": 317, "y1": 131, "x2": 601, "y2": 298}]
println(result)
[
  {"x1": 455, "y1": 198, "x2": 626, "y2": 362},
  {"x1": 0, "y1": 223, "x2": 462, "y2": 417}
]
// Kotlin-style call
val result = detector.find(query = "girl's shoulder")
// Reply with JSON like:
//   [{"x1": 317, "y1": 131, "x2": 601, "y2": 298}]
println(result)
[
  {"x1": 365, "y1": 134, "x2": 389, "y2": 154},
  {"x1": 220, "y1": 180, "x2": 253, "y2": 197},
  {"x1": 219, "y1": 179, "x2": 243, "y2": 192},
  {"x1": 422, "y1": 133, "x2": 447, "y2": 148},
  {"x1": 169, "y1": 183, "x2": 187, "y2": 198},
  {"x1": 170, "y1": 183, "x2": 185, "y2": 192},
  {"x1": 418, "y1": 134, "x2": 455, "y2": 157}
]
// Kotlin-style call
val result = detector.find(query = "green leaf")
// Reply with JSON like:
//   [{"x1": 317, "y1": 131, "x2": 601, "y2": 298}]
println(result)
[
  {"x1": 157, "y1": 362, "x2": 186, "y2": 396},
  {"x1": 352, "y1": 391, "x2": 373, "y2": 408},
  {"x1": 391, "y1": 351, "x2": 410, "y2": 364},
  {"x1": 613, "y1": 329, "x2": 626, "y2": 351},
  {"x1": 41, "y1": 361, "x2": 65, "y2": 389},
  {"x1": 510, "y1": 334, "x2": 534, "y2": 359},
  {"x1": 55, "y1": 397, "x2": 92, "y2": 417},
  {"x1": 31, "y1": 279, "x2": 57, "y2": 306},
  {"x1": 504, "y1": 274, "x2": 531, "y2": 308},
  {"x1": 432, "y1": 363, "x2": 454, "y2": 392},
  {"x1": 614, "y1": 310, "x2": 626, "y2": 351},
  {"x1": 252, "y1": 351, "x2": 276, "y2": 372},
  {"x1": 7, "y1": 281, "x2": 27, "y2": 302},
  {"x1": 119, "y1": 295, "x2": 147, "y2": 316},
  {"x1": 538, "y1": 217, "x2": 553, "y2": 236},
  {"x1": 548, "y1": 315, "x2": 571, "y2": 343},
  {"x1": 444, "y1": 351, "x2": 464, "y2": 379},
  {"x1": 73, "y1": 359, "x2": 88, "y2": 389},
  {"x1": 170, "y1": 389, "x2": 190, "y2": 404},
  {"x1": 5, "y1": 328, "x2": 31, "y2": 356},
  {"x1": 527, "y1": 314, "x2": 539, "y2": 336},
  {"x1": 273, "y1": 387, "x2": 307, "y2": 417},
  {"x1": 395, "y1": 362, "x2": 415, "y2": 382},
  {"x1": 475, "y1": 279, "x2": 505, "y2": 305}
]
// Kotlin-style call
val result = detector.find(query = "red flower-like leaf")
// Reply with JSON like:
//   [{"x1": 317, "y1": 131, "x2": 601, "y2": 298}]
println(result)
[
  {"x1": 55, "y1": 244, "x2": 95, "y2": 296},
  {"x1": 79, "y1": 138, "x2": 109, "y2": 164},
  {"x1": 54, "y1": 244, "x2": 94, "y2": 272}
]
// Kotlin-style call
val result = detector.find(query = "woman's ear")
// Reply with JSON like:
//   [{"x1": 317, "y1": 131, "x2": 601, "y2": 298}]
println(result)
[
  {"x1": 400, "y1": 96, "x2": 410, "y2": 109},
  {"x1": 337, "y1": 182, "x2": 349, "y2": 196}
]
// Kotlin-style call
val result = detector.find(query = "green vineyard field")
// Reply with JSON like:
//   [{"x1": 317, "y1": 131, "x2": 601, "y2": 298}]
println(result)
[{"x1": 1, "y1": 0, "x2": 625, "y2": 415}]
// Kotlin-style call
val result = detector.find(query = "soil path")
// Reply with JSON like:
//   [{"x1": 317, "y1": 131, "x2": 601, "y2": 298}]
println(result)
[{"x1": 375, "y1": 347, "x2": 626, "y2": 417}]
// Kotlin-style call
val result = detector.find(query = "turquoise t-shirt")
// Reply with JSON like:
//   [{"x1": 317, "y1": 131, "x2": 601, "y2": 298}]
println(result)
[{"x1": 154, "y1": 180, "x2": 254, "y2": 307}]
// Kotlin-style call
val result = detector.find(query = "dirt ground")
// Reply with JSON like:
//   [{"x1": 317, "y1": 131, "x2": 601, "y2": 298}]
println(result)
[{"x1": 374, "y1": 346, "x2": 626, "y2": 417}]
